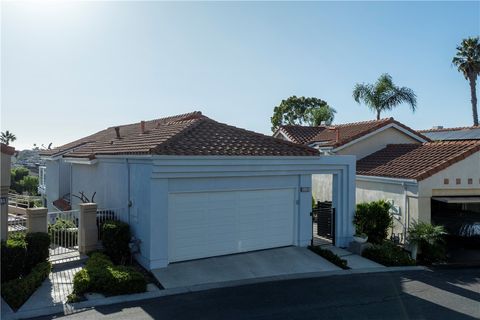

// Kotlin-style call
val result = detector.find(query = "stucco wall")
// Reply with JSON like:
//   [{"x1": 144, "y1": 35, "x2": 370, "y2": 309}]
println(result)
[
  {"x1": 45, "y1": 160, "x2": 60, "y2": 212},
  {"x1": 336, "y1": 127, "x2": 420, "y2": 160},
  {"x1": 356, "y1": 179, "x2": 419, "y2": 239},
  {"x1": 312, "y1": 174, "x2": 332, "y2": 202}
]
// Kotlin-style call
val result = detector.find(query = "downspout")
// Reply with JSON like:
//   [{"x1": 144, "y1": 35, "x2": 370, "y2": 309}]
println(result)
[{"x1": 403, "y1": 182, "x2": 408, "y2": 242}]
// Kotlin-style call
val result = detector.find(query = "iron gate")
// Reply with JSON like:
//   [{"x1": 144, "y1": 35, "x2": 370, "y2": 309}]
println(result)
[{"x1": 311, "y1": 201, "x2": 335, "y2": 245}]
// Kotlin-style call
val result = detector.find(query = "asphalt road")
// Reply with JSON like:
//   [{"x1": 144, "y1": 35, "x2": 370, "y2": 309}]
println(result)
[{"x1": 36, "y1": 268, "x2": 479, "y2": 320}]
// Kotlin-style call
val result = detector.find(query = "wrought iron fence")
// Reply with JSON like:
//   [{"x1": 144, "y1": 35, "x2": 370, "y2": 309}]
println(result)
[
  {"x1": 48, "y1": 210, "x2": 79, "y2": 256},
  {"x1": 96, "y1": 207, "x2": 128, "y2": 240},
  {"x1": 8, "y1": 193, "x2": 42, "y2": 208},
  {"x1": 7, "y1": 214, "x2": 27, "y2": 236}
]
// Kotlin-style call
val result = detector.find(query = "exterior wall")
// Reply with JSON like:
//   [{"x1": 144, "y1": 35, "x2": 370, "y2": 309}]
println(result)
[
  {"x1": 1, "y1": 151, "x2": 12, "y2": 240},
  {"x1": 45, "y1": 160, "x2": 60, "y2": 212},
  {"x1": 418, "y1": 151, "x2": 480, "y2": 222},
  {"x1": 312, "y1": 174, "x2": 332, "y2": 202},
  {"x1": 336, "y1": 127, "x2": 420, "y2": 160},
  {"x1": 356, "y1": 178, "x2": 419, "y2": 239}
]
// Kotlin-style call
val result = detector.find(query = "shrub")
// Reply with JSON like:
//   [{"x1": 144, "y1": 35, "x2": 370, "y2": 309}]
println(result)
[
  {"x1": 408, "y1": 221, "x2": 447, "y2": 264},
  {"x1": 1, "y1": 261, "x2": 51, "y2": 310},
  {"x1": 1, "y1": 234, "x2": 27, "y2": 283},
  {"x1": 354, "y1": 201, "x2": 393, "y2": 244},
  {"x1": 25, "y1": 232, "x2": 50, "y2": 272},
  {"x1": 308, "y1": 246, "x2": 348, "y2": 269},
  {"x1": 72, "y1": 252, "x2": 146, "y2": 297},
  {"x1": 362, "y1": 241, "x2": 415, "y2": 267},
  {"x1": 49, "y1": 218, "x2": 78, "y2": 248},
  {"x1": 102, "y1": 220, "x2": 131, "y2": 264}
]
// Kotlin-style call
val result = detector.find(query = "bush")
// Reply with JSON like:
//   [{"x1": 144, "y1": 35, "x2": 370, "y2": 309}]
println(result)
[
  {"x1": 25, "y1": 232, "x2": 50, "y2": 272},
  {"x1": 1, "y1": 234, "x2": 27, "y2": 283},
  {"x1": 102, "y1": 220, "x2": 131, "y2": 264},
  {"x1": 308, "y1": 246, "x2": 348, "y2": 269},
  {"x1": 1, "y1": 261, "x2": 51, "y2": 310},
  {"x1": 72, "y1": 252, "x2": 146, "y2": 297},
  {"x1": 49, "y1": 219, "x2": 78, "y2": 248},
  {"x1": 362, "y1": 241, "x2": 415, "y2": 267},
  {"x1": 409, "y1": 221, "x2": 447, "y2": 264},
  {"x1": 354, "y1": 201, "x2": 393, "y2": 244}
]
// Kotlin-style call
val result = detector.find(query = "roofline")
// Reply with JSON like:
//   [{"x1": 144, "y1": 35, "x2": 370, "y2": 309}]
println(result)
[
  {"x1": 72, "y1": 154, "x2": 323, "y2": 161},
  {"x1": 273, "y1": 129, "x2": 294, "y2": 142},
  {"x1": 356, "y1": 175, "x2": 418, "y2": 186},
  {"x1": 419, "y1": 125, "x2": 480, "y2": 133}
]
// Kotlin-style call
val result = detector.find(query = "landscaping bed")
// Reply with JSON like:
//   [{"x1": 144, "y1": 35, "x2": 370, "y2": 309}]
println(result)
[
  {"x1": 362, "y1": 241, "x2": 415, "y2": 267},
  {"x1": 308, "y1": 246, "x2": 349, "y2": 269}
]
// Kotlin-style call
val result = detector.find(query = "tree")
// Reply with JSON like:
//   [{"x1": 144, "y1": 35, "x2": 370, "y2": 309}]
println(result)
[
  {"x1": 452, "y1": 37, "x2": 480, "y2": 126},
  {"x1": 0, "y1": 130, "x2": 16, "y2": 145},
  {"x1": 19, "y1": 176, "x2": 39, "y2": 195},
  {"x1": 352, "y1": 73, "x2": 417, "y2": 120},
  {"x1": 271, "y1": 96, "x2": 336, "y2": 131}
]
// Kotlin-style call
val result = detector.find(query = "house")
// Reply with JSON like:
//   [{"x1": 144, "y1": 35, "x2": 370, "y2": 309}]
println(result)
[
  {"x1": 40, "y1": 112, "x2": 356, "y2": 270},
  {"x1": 1, "y1": 143, "x2": 15, "y2": 240},
  {"x1": 419, "y1": 125, "x2": 480, "y2": 141}
]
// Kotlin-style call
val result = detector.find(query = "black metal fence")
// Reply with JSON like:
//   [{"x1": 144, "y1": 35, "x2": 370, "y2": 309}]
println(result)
[{"x1": 312, "y1": 201, "x2": 335, "y2": 245}]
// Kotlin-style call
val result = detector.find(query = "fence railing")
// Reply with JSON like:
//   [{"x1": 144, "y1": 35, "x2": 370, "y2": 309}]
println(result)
[
  {"x1": 8, "y1": 193, "x2": 42, "y2": 208},
  {"x1": 96, "y1": 207, "x2": 128, "y2": 240},
  {"x1": 48, "y1": 210, "x2": 79, "y2": 256},
  {"x1": 7, "y1": 214, "x2": 27, "y2": 235}
]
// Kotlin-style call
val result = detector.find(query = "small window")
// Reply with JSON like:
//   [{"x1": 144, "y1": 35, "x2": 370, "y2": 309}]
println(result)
[
  {"x1": 456, "y1": 178, "x2": 461, "y2": 185},
  {"x1": 468, "y1": 178, "x2": 473, "y2": 185},
  {"x1": 443, "y1": 178, "x2": 449, "y2": 185}
]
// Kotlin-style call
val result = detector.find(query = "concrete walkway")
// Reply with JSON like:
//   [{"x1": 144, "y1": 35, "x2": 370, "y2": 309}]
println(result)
[
  {"x1": 320, "y1": 244, "x2": 384, "y2": 269},
  {"x1": 152, "y1": 247, "x2": 342, "y2": 289}
]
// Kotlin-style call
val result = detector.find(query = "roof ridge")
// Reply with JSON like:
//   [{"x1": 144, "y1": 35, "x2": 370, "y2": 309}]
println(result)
[
  {"x1": 419, "y1": 125, "x2": 480, "y2": 133},
  {"x1": 148, "y1": 118, "x2": 205, "y2": 154}
]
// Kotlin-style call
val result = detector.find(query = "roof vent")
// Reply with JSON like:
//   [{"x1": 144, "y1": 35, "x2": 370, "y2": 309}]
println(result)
[
  {"x1": 432, "y1": 125, "x2": 444, "y2": 130},
  {"x1": 114, "y1": 127, "x2": 121, "y2": 139},
  {"x1": 140, "y1": 121, "x2": 146, "y2": 134}
]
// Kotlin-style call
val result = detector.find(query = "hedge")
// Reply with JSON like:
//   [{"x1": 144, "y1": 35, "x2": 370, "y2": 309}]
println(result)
[
  {"x1": 1, "y1": 261, "x2": 52, "y2": 310},
  {"x1": 362, "y1": 241, "x2": 415, "y2": 266},
  {"x1": 102, "y1": 220, "x2": 131, "y2": 264},
  {"x1": 309, "y1": 246, "x2": 348, "y2": 269},
  {"x1": 72, "y1": 253, "x2": 146, "y2": 298},
  {"x1": 354, "y1": 201, "x2": 393, "y2": 244},
  {"x1": 25, "y1": 232, "x2": 51, "y2": 272},
  {"x1": 1, "y1": 234, "x2": 27, "y2": 283}
]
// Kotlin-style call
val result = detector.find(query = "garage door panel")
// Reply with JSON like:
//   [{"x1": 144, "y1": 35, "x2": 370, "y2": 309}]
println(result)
[{"x1": 169, "y1": 189, "x2": 295, "y2": 262}]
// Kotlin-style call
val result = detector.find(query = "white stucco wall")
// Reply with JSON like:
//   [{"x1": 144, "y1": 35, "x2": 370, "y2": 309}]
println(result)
[
  {"x1": 312, "y1": 174, "x2": 332, "y2": 202},
  {"x1": 336, "y1": 127, "x2": 420, "y2": 160}
]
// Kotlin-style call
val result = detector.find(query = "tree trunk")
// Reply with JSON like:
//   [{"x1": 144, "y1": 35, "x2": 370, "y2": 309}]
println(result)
[
  {"x1": 469, "y1": 75, "x2": 479, "y2": 126},
  {"x1": 376, "y1": 109, "x2": 381, "y2": 120}
]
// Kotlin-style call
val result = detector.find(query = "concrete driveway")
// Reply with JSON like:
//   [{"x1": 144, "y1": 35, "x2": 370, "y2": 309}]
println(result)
[{"x1": 152, "y1": 246, "x2": 341, "y2": 289}]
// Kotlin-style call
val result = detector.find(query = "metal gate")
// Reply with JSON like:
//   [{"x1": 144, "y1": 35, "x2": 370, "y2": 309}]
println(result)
[
  {"x1": 311, "y1": 201, "x2": 335, "y2": 245},
  {"x1": 48, "y1": 210, "x2": 79, "y2": 257}
]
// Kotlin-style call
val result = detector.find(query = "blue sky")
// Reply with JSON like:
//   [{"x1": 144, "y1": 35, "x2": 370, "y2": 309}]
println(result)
[{"x1": 2, "y1": 1, "x2": 479, "y2": 150}]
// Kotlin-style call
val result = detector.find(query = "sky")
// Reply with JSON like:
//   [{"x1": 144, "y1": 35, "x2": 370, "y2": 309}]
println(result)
[{"x1": 1, "y1": 1, "x2": 479, "y2": 150}]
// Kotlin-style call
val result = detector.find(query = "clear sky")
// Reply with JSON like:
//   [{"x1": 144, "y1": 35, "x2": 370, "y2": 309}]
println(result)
[{"x1": 2, "y1": 1, "x2": 479, "y2": 150}]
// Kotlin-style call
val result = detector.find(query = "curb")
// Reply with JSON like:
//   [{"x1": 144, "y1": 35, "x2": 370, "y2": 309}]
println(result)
[{"x1": 1, "y1": 265, "x2": 427, "y2": 320}]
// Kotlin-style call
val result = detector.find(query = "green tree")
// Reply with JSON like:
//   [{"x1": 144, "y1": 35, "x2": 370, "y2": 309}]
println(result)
[
  {"x1": 0, "y1": 130, "x2": 16, "y2": 145},
  {"x1": 10, "y1": 167, "x2": 31, "y2": 194},
  {"x1": 452, "y1": 37, "x2": 480, "y2": 126},
  {"x1": 20, "y1": 176, "x2": 39, "y2": 195},
  {"x1": 353, "y1": 73, "x2": 417, "y2": 120},
  {"x1": 271, "y1": 96, "x2": 336, "y2": 131}
]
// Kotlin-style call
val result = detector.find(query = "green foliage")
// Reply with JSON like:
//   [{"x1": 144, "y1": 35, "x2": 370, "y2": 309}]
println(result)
[
  {"x1": 1, "y1": 262, "x2": 51, "y2": 310},
  {"x1": 1, "y1": 130, "x2": 16, "y2": 145},
  {"x1": 102, "y1": 220, "x2": 131, "y2": 264},
  {"x1": 48, "y1": 219, "x2": 78, "y2": 248},
  {"x1": 352, "y1": 73, "x2": 417, "y2": 120},
  {"x1": 1, "y1": 234, "x2": 27, "y2": 283},
  {"x1": 19, "y1": 176, "x2": 39, "y2": 195},
  {"x1": 362, "y1": 241, "x2": 415, "y2": 267},
  {"x1": 10, "y1": 167, "x2": 38, "y2": 195},
  {"x1": 409, "y1": 221, "x2": 447, "y2": 264},
  {"x1": 25, "y1": 233, "x2": 51, "y2": 272},
  {"x1": 271, "y1": 96, "x2": 336, "y2": 131},
  {"x1": 72, "y1": 253, "x2": 146, "y2": 297},
  {"x1": 309, "y1": 246, "x2": 348, "y2": 269},
  {"x1": 354, "y1": 200, "x2": 393, "y2": 244}
]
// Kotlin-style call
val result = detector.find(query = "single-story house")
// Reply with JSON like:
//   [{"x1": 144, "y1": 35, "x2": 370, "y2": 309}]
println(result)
[
  {"x1": 419, "y1": 125, "x2": 480, "y2": 141},
  {"x1": 40, "y1": 112, "x2": 356, "y2": 269}
]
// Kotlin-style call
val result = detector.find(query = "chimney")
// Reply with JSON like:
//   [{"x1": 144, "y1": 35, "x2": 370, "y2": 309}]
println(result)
[
  {"x1": 140, "y1": 121, "x2": 146, "y2": 134},
  {"x1": 114, "y1": 127, "x2": 121, "y2": 139},
  {"x1": 432, "y1": 125, "x2": 444, "y2": 130},
  {"x1": 335, "y1": 128, "x2": 340, "y2": 142}
]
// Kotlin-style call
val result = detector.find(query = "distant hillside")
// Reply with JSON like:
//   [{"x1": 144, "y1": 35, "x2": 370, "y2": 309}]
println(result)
[{"x1": 12, "y1": 149, "x2": 45, "y2": 175}]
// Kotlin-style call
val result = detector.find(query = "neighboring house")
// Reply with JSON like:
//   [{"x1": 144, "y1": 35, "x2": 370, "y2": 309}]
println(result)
[
  {"x1": 1, "y1": 143, "x2": 15, "y2": 240},
  {"x1": 419, "y1": 125, "x2": 480, "y2": 141},
  {"x1": 40, "y1": 112, "x2": 356, "y2": 270},
  {"x1": 356, "y1": 141, "x2": 480, "y2": 240}
]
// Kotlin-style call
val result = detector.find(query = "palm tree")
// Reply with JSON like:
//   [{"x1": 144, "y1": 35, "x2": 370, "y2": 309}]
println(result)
[
  {"x1": 452, "y1": 37, "x2": 480, "y2": 126},
  {"x1": 353, "y1": 73, "x2": 417, "y2": 120},
  {"x1": 0, "y1": 130, "x2": 16, "y2": 145}
]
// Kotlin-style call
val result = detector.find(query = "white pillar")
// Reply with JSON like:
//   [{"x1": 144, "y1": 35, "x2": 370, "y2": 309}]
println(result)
[
  {"x1": 26, "y1": 207, "x2": 48, "y2": 233},
  {"x1": 78, "y1": 203, "x2": 98, "y2": 254}
]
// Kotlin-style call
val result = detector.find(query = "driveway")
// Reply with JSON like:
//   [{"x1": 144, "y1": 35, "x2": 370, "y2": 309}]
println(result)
[{"x1": 152, "y1": 246, "x2": 340, "y2": 288}]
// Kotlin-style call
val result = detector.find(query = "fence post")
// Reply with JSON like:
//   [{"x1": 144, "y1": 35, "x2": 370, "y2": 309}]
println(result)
[
  {"x1": 79, "y1": 203, "x2": 97, "y2": 254},
  {"x1": 26, "y1": 207, "x2": 48, "y2": 233}
]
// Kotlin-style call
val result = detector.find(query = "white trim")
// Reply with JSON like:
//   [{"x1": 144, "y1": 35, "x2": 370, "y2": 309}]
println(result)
[
  {"x1": 63, "y1": 158, "x2": 98, "y2": 165},
  {"x1": 273, "y1": 129, "x2": 293, "y2": 142},
  {"x1": 356, "y1": 175, "x2": 418, "y2": 186},
  {"x1": 333, "y1": 123, "x2": 427, "y2": 153}
]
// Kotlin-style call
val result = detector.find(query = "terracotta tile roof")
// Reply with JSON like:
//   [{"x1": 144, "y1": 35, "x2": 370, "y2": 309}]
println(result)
[
  {"x1": 419, "y1": 126, "x2": 480, "y2": 141},
  {"x1": 356, "y1": 140, "x2": 480, "y2": 181},
  {"x1": 277, "y1": 118, "x2": 430, "y2": 147},
  {"x1": 419, "y1": 125, "x2": 480, "y2": 133},
  {"x1": 1, "y1": 143, "x2": 15, "y2": 155},
  {"x1": 43, "y1": 112, "x2": 318, "y2": 158}
]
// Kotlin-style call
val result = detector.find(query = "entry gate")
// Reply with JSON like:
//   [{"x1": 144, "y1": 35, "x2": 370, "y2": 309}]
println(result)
[{"x1": 311, "y1": 201, "x2": 335, "y2": 245}]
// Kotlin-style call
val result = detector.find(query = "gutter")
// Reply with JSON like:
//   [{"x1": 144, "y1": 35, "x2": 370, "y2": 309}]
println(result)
[{"x1": 356, "y1": 175, "x2": 418, "y2": 186}]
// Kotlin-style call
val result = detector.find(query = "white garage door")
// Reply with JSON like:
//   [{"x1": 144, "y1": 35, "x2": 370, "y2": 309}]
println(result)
[{"x1": 168, "y1": 188, "x2": 295, "y2": 262}]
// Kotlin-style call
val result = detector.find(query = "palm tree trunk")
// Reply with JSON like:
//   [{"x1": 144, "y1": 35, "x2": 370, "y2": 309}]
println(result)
[
  {"x1": 376, "y1": 109, "x2": 381, "y2": 120},
  {"x1": 469, "y1": 75, "x2": 479, "y2": 126}
]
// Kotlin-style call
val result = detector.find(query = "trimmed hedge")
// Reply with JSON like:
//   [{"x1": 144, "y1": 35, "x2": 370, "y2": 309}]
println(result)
[
  {"x1": 102, "y1": 220, "x2": 131, "y2": 264},
  {"x1": 72, "y1": 253, "x2": 146, "y2": 297},
  {"x1": 309, "y1": 246, "x2": 348, "y2": 269},
  {"x1": 1, "y1": 261, "x2": 52, "y2": 310},
  {"x1": 1, "y1": 234, "x2": 27, "y2": 283},
  {"x1": 354, "y1": 201, "x2": 393, "y2": 244},
  {"x1": 25, "y1": 232, "x2": 50, "y2": 272},
  {"x1": 362, "y1": 241, "x2": 415, "y2": 266}
]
